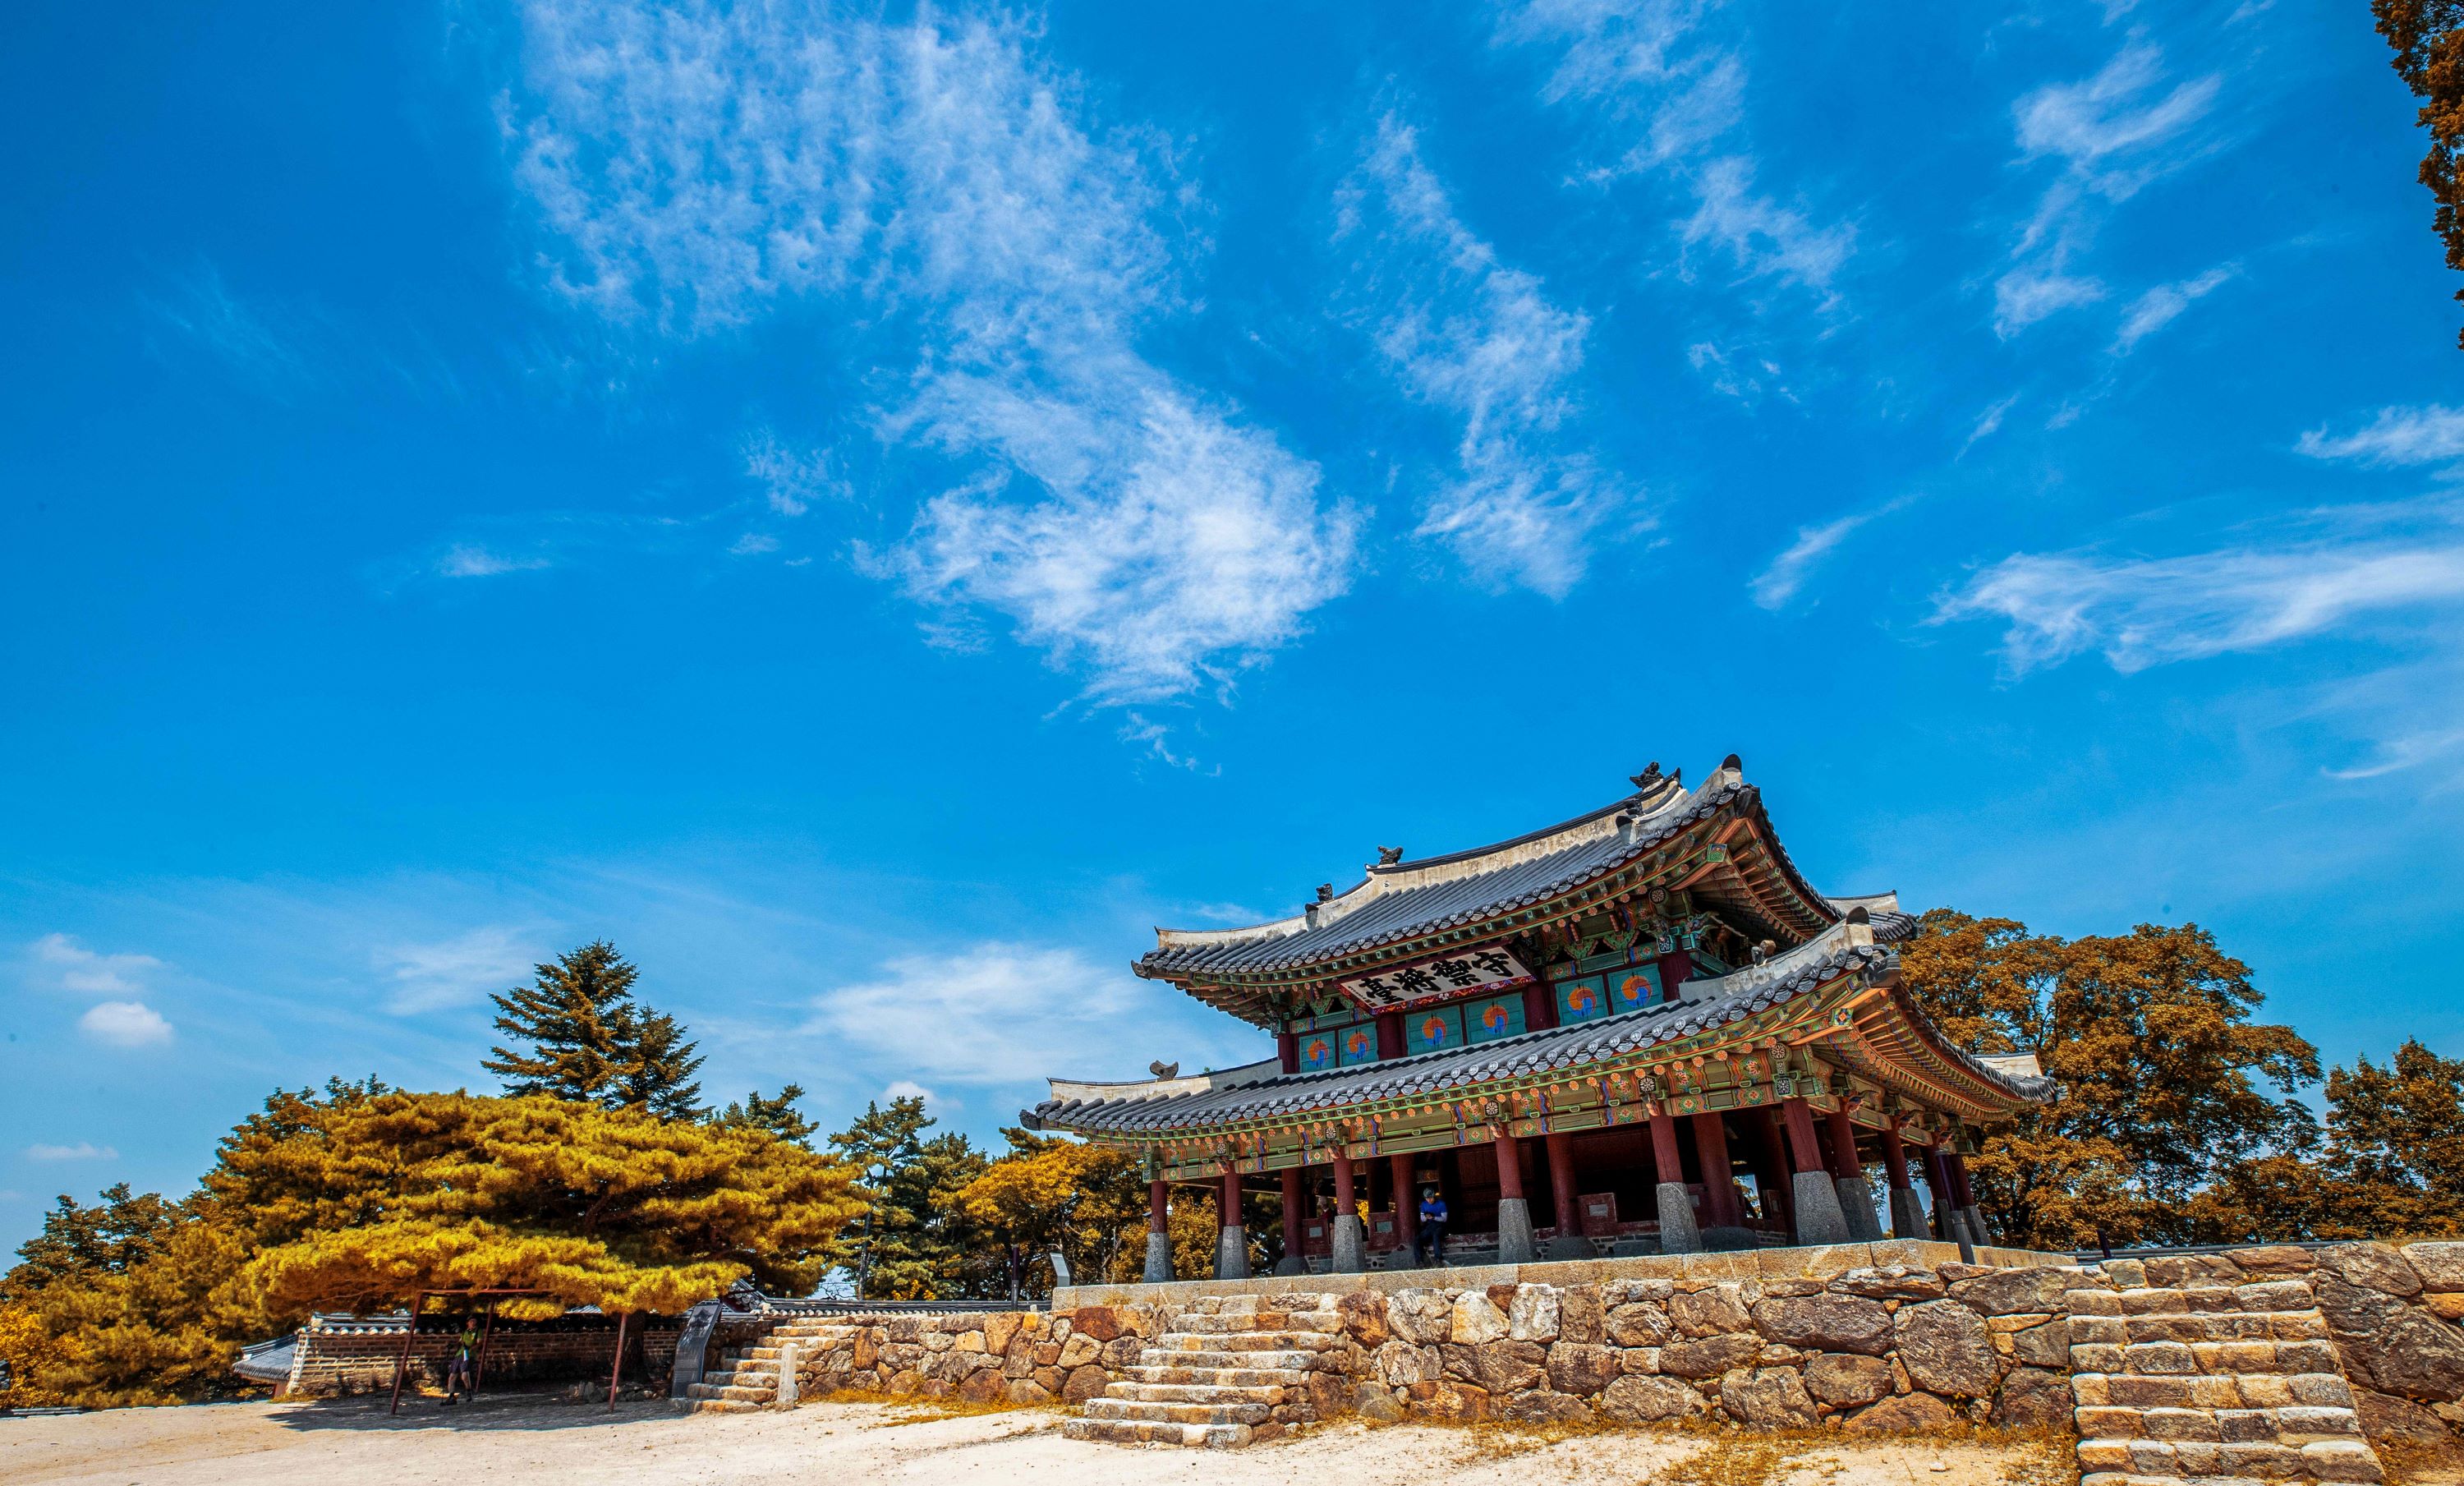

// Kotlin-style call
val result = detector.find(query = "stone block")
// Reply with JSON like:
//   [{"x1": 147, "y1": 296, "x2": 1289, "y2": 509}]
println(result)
[
  {"x1": 2107, "y1": 1376, "x2": 2198, "y2": 1408},
  {"x1": 1670, "y1": 1284, "x2": 1754, "y2": 1336},
  {"x1": 2193, "y1": 1342, "x2": 2281, "y2": 1373},
  {"x1": 1752, "y1": 1294, "x2": 1894, "y2": 1355},
  {"x1": 2271, "y1": 1405, "x2": 2362, "y2": 1439},
  {"x1": 1994, "y1": 1367, "x2": 2075, "y2": 1428},
  {"x1": 2217, "y1": 1410, "x2": 2275, "y2": 1442},
  {"x1": 1619, "y1": 1346, "x2": 1662, "y2": 1374},
  {"x1": 2103, "y1": 1259, "x2": 2149, "y2": 1287},
  {"x1": 2069, "y1": 1287, "x2": 2126, "y2": 1317},
  {"x1": 2347, "y1": 1310, "x2": 2464, "y2": 1401},
  {"x1": 2273, "y1": 1341, "x2": 2341, "y2": 1377},
  {"x1": 2076, "y1": 1439, "x2": 2136, "y2": 1473},
  {"x1": 2233, "y1": 1281, "x2": 2315, "y2": 1313},
  {"x1": 1659, "y1": 1332, "x2": 1762, "y2": 1379},
  {"x1": 1951, "y1": 1267, "x2": 2077, "y2": 1318},
  {"x1": 2286, "y1": 1373, "x2": 2356, "y2": 1407},
  {"x1": 1597, "y1": 1373, "x2": 1708, "y2": 1422},
  {"x1": 1805, "y1": 1351, "x2": 1894, "y2": 1407},
  {"x1": 2173, "y1": 1442, "x2": 2225, "y2": 1474},
  {"x1": 1896, "y1": 1299, "x2": 2002, "y2": 1398},
  {"x1": 2300, "y1": 1441, "x2": 2388, "y2": 1484},
  {"x1": 1452, "y1": 1291, "x2": 1511, "y2": 1345},
  {"x1": 2125, "y1": 1341, "x2": 2200, "y2": 1375},
  {"x1": 2216, "y1": 1442, "x2": 2305, "y2": 1479},
  {"x1": 2129, "y1": 1315, "x2": 2207, "y2": 1345},
  {"x1": 2327, "y1": 1244, "x2": 2424, "y2": 1299},
  {"x1": 2404, "y1": 1243, "x2": 2464, "y2": 1294},
  {"x1": 2268, "y1": 1313, "x2": 2328, "y2": 1341},
  {"x1": 1544, "y1": 1343, "x2": 1620, "y2": 1397},
  {"x1": 1606, "y1": 1301, "x2": 1674, "y2": 1346},
  {"x1": 2188, "y1": 1377, "x2": 2249, "y2": 1410},
  {"x1": 1832, "y1": 1266, "x2": 1949, "y2": 1302},
  {"x1": 1500, "y1": 1390, "x2": 1595, "y2": 1424},
  {"x1": 2144, "y1": 1406, "x2": 2225, "y2": 1441},
  {"x1": 2227, "y1": 1247, "x2": 2319, "y2": 1276},
  {"x1": 2126, "y1": 1442, "x2": 2180, "y2": 1474},
  {"x1": 2076, "y1": 1405, "x2": 2146, "y2": 1437},
  {"x1": 1846, "y1": 1392, "x2": 1958, "y2": 1432},
  {"x1": 2235, "y1": 1375, "x2": 2293, "y2": 1409},
  {"x1": 2122, "y1": 1288, "x2": 2190, "y2": 1315},
  {"x1": 1557, "y1": 1284, "x2": 1606, "y2": 1345},
  {"x1": 1721, "y1": 1366, "x2": 1821, "y2": 1428},
  {"x1": 2076, "y1": 1316, "x2": 2130, "y2": 1346},
  {"x1": 2074, "y1": 1374, "x2": 2113, "y2": 1407},
  {"x1": 1389, "y1": 1288, "x2": 1454, "y2": 1346}
]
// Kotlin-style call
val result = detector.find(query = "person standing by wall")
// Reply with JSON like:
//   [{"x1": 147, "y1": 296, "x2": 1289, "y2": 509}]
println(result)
[{"x1": 1414, "y1": 1187, "x2": 1448, "y2": 1267}]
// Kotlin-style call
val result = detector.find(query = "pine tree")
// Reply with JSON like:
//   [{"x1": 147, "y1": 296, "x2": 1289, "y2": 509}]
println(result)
[
  {"x1": 827, "y1": 1097, "x2": 931, "y2": 1296},
  {"x1": 482, "y1": 942, "x2": 703, "y2": 1117},
  {"x1": 715, "y1": 1084, "x2": 819, "y2": 1146}
]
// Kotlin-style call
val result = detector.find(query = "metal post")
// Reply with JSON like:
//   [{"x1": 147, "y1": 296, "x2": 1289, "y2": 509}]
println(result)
[
  {"x1": 471, "y1": 1297, "x2": 499, "y2": 1396},
  {"x1": 606, "y1": 1310, "x2": 629, "y2": 1411},
  {"x1": 388, "y1": 1290, "x2": 425, "y2": 1416}
]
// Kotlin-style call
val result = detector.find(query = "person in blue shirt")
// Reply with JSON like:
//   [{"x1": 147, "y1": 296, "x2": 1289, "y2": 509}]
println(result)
[{"x1": 1414, "y1": 1188, "x2": 1448, "y2": 1266}]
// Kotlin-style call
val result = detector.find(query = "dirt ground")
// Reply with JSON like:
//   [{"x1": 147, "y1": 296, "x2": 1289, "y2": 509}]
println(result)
[{"x1": 1, "y1": 1393, "x2": 2079, "y2": 1486}]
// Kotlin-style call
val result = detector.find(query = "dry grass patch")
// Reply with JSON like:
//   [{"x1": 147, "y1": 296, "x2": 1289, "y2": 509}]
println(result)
[{"x1": 793, "y1": 1387, "x2": 1068, "y2": 1428}]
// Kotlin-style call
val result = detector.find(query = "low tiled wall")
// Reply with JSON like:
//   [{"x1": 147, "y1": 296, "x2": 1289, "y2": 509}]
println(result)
[{"x1": 284, "y1": 1315, "x2": 682, "y2": 1397}]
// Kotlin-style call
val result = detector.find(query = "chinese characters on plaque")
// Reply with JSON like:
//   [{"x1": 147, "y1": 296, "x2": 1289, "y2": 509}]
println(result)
[{"x1": 1340, "y1": 946, "x2": 1532, "y2": 1013}]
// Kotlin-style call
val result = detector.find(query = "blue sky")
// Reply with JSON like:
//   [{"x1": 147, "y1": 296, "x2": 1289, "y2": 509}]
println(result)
[{"x1": 5, "y1": 1, "x2": 2461, "y2": 1255}]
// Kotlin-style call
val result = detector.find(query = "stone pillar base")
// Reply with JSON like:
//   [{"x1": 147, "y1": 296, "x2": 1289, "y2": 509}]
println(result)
[
  {"x1": 1495, "y1": 1198, "x2": 1537, "y2": 1265},
  {"x1": 1142, "y1": 1231, "x2": 1173, "y2": 1283},
  {"x1": 1331, "y1": 1215, "x2": 1365, "y2": 1274},
  {"x1": 1790, "y1": 1170, "x2": 1853, "y2": 1245},
  {"x1": 1653, "y1": 1182, "x2": 1702, "y2": 1254},
  {"x1": 1957, "y1": 1205, "x2": 1990, "y2": 1248},
  {"x1": 1273, "y1": 1254, "x2": 1307, "y2": 1276},
  {"x1": 1539, "y1": 1234, "x2": 1592, "y2": 1261},
  {"x1": 1702, "y1": 1225, "x2": 1760, "y2": 1252},
  {"x1": 1887, "y1": 1187, "x2": 1928, "y2": 1243},
  {"x1": 1215, "y1": 1224, "x2": 1248, "y2": 1281},
  {"x1": 1835, "y1": 1175, "x2": 1885, "y2": 1241}
]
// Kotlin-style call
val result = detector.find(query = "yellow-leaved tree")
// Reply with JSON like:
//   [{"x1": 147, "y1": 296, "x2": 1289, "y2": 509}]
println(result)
[
  {"x1": 957, "y1": 1131, "x2": 1145, "y2": 1299},
  {"x1": 2, "y1": 1079, "x2": 862, "y2": 1406}
]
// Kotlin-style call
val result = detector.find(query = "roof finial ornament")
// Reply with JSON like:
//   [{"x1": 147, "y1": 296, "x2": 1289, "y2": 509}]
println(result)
[
  {"x1": 1629, "y1": 761, "x2": 1665, "y2": 791},
  {"x1": 1148, "y1": 1060, "x2": 1179, "y2": 1079},
  {"x1": 1722, "y1": 752, "x2": 1743, "y2": 772},
  {"x1": 1845, "y1": 905, "x2": 1870, "y2": 925},
  {"x1": 1376, "y1": 845, "x2": 1404, "y2": 866},
  {"x1": 1315, "y1": 883, "x2": 1334, "y2": 903}
]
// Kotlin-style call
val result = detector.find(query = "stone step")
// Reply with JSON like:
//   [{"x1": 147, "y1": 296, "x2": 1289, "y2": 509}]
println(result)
[
  {"x1": 686, "y1": 1382, "x2": 776, "y2": 1404},
  {"x1": 1170, "y1": 1312, "x2": 1341, "y2": 1335},
  {"x1": 1105, "y1": 1381, "x2": 1289, "y2": 1405},
  {"x1": 1064, "y1": 1416, "x2": 1252, "y2": 1449},
  {"x1": 1127, "y1": 1363, "x2": 1308, "y2": 1388},
  {"x1": 2077, "y1": 1437, "x2": 2382, "y2": 1484},
  {"x1": 1156, "y1": 1332, "x2": 1336, "y2": 1353},
  {"x1": 1083, "y1": 1397, "x2": 1271, "y2": 1427},
  {"x1": 690, "y1": 1399, "x2": 761, "y2": 1414},
  {"x1": 1139, "y1": 1348, "x2": 1320, "y2": 1372}
]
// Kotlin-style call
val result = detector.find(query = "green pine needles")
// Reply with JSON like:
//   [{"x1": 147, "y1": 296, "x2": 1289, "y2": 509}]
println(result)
[{"x1": 482, "y1": 941, "x2": 706, "y2": 1120}]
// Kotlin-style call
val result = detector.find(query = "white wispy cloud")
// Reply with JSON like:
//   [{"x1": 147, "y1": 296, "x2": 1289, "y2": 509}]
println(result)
[
  {"x1": 80, "y1": 1001, "x2": 173, "y2": 1048},
  {"x1": 1937, "y1": 521, "x2": 2464, "y2": 674},
  {"x1": 741, "y1": 430, "x2": 844, "y2": 517},
  {"x1": 1749, "y1": 497, "x2": 1913, "y2": 610},
  {"x1": 140, "y1": 263, "x2": 315, "y2": 397},
  {"x1": 24, "y1": 1143, "x2": 120, "y2": 1162},
  {"x1": 509, "y1": 2, "x2": 1355, "y2": 705},
  {"x1": 2114, "y1": 264, "x2": 2236, "y2": 352},
  {"x1": 2298, "y1": 406, "x2": 2464, "y2": 467},
  {"x1": 1337, "y1": 113, "x2": 1626, "y2": 596},
  {"x1": 805, "y1": 943, "x2": 1203, "y2": 1085},
  {"x1": 1994, "y1": 44, "x2": 2222, "y2": 338},
  {"x1": 1961, "y1": 393, "x2": 2022, "y2": 458},
  {"x1": 1495, "y1": 0, "x2": 1852, "y2": 304},
  {"x1": 435, "y1": 543, "x2": 554, "y2": 579},
  {"x1": 29, "y1": 933, "x2": 161, "y2": 996},
  {"x1": 375, "y1": 926, "x2": 538, "y2": 1015}
]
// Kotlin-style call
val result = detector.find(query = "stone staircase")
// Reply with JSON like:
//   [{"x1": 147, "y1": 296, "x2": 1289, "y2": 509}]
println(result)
[
  {"x1": 1063, "y1": 1292, "x2": 1344, "y2": 1448},
  {"x1": 2070, "y1": 1263, "x2": 2386, "y2": 1486},
  {"x1": 683, "y1": 1318, "x2": 857, "y2": 1412}
]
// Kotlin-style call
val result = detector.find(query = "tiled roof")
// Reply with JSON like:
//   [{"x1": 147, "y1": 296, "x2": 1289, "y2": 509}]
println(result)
[
  {"x1": 1136, "y1": 760, "x2": 1875, "y2": 985},
  {"x1": 1034, "y1": 917, "x2": 2018, "y2": 1138}
]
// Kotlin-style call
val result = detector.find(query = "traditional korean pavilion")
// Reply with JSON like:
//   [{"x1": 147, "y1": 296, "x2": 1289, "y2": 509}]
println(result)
[{"x1": 1024, "y1": 757, "x2": 2048, "y2": 1281}]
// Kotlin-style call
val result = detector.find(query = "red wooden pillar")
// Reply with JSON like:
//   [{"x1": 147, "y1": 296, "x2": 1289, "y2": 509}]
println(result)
[
  {"x1": 1752, "y1": 1106, "x2": 1795, "y2": 1232},
  {"x1": 1825, "y1": 1106, "x2": 1864, "y2": 1181},
  {"x1": 1149, "y1": 1179, "x2": 1169, "y2": 1232},
  {"x1": 1522, "y1": 980, "x2": 1557, "y2": 1032},
  {"x1": 1276, "y1": 1031, "x2": 1299, "y2": 1074},
  {"x1": 1879, "y1": 1125, "x2": 1912, "y2": 1192},
  {"x1": 1922, "y1": 1139, "x2": 1956, "y2": 1231},
  {"x1": 1655, "y1": 950, "x2": 1693, "y2": 1003},
  {"x1": 1494, "y1": 1131, "x2": 1524, "y2": 1202},
  {"x1": 1376, "y1": 1010, "x2": 1405, "y2": 1060},
  {"x1": 1280, "y1": 1167, "x2": 1303, "y2": 1226},
  {"x1": 1648, "y1": 1111, "x2": 1685, "y2": 1188},
  {"x1": 1544, "y1": 1131, "x2": 1579, "y2": 1235},
  {"x1": 1689, "y1": 1111, "x2": 1739, "y2": 1226},
  {"x1": 1781, "y1": 1097, "x2": 1827, "y2": 1175},
  {"x1": 1221, "y1": 1167, "x2": 1243, "y2": 1230},
  {"x1": 1332, "y1": 1151, "x2": 1356, "y2": 1218},
  {"x1": 1390, "y1": 1152, "x2": 1418, "y2": 1249}
]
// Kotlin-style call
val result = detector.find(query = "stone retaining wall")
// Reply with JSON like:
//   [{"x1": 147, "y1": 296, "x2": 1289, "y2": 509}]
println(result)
[
  {"x1": 786, "y1": 1309, "x2": 1154, "y2": 1406},
  {"x1": 1328, "y1": 1261, "x2": 2085, "y2": 1430}
]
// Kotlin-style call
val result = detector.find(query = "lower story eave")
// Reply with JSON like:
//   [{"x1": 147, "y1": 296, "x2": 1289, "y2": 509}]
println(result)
[{"x1": 1032, "y1": 944, "x2": 2044, "y2": 1171}]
